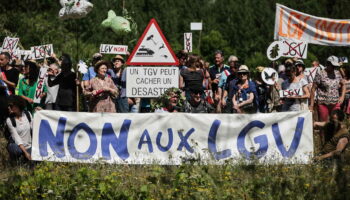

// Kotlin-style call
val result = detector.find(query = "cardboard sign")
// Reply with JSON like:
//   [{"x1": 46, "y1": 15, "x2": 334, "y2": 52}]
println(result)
[
  {"x1": 279, "y1": 88, "x2": 304, "y2": 98},
  {"x1": 126, "y1": 66, "x2": 179, "y2": 97},
  {"x1": 30, "y1": 44, "x2": 53, "y2": 60},
  {"x1": 32, "y1": 110, "x2": 313, "y2": 164},
  {"x1": 100, "y1": 44, "x2": 128, "y2": 55},
  {"x1": 275, "y1": 3, "x2": 350, "y2": 46},
  {"x1": 267, "y1": 38, "x2": 308, "y2": 61},
  {"x1": 34, "y1": 67, "x2": 48, "y2": 104},
  {"x1": 304, "y1": 67, "x2": 320, "y2": 84},
  {"x1": 1, "y1": 37, "x2": 19, "y2": 52},
  {"x1": 190, "y1": 22, "x2": 203, "y2": 30},
  {"x1": 13, "y1": 49, "x2": 32, "y2": 61},
  {"x1": 127, "y1": 19, "x2": 179, "y2": 66},
  {"x1": 184, "y1": 33, "x2": 192, "y2": 52}
]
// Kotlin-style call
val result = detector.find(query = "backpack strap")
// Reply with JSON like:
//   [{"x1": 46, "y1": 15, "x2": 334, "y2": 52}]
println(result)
[
  {"x1": 23, "y1": 110, "x2": 32, "y2": 136},
  {"x1": 10, "y1": 116, "x2": 16, "y2": 127},
  {"x1": 24, "y1": 110, "x2": 31, "y2": 123}
]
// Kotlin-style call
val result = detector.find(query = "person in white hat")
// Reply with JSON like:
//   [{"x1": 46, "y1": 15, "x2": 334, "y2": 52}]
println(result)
[
  {"x1": 310, "y1": 56, "x2": 346, "y2": 144},
  {"x1": 227, "y1": 65, "x2": 258, "y2": 113}
]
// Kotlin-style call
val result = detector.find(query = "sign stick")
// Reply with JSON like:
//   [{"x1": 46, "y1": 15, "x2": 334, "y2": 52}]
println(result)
[
  {"x1": 197, "y1": 19, "x2": 203, "y2": 54},
  {"x1": 75, "y1": 19, "x2": 80, "y2": 112}
]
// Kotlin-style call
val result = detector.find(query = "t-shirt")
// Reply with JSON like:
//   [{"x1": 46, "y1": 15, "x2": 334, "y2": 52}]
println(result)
[
  {"x1": 209, "y1": 64, "x2": 230, "y2": 91},
  {"x1": 2, "y1": 67, "x2": 19, "y2": 94},
  {"x1": 18, "y1": 78, "x2": 48, "y2": 111},
  {"x1": 281, "y1": 78, "x2": 308, "y2": 111},
  {"x1": 48, "y1": 71, "x2": 76, "y2": 107},
  {"x1": 180, "y1": 69, "x2": 204, "y2": 91},
  {"x1": 6, "y1": 112, "x2": 32, "y2": 149},
  {"x1": 44, "y1": 76, "x2": 59, "y2": 104},
  {"x1": 314, "y1": 69, "x2": 343, "y2": 105}
]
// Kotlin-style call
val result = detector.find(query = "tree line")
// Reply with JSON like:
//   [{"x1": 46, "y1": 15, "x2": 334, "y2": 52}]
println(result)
[{"x1": 1, "y1": 0, "x2": 349, "y2": 67}]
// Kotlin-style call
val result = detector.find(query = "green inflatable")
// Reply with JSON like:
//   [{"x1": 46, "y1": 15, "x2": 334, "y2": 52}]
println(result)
[{"x1": 101, "y1": 10, "x2": 131, "y2": 33}]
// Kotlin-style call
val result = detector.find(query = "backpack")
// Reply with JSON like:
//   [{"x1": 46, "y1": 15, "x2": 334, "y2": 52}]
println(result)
[{"x1": 4, "y1": 110, "x2": 32, "y2": 143}]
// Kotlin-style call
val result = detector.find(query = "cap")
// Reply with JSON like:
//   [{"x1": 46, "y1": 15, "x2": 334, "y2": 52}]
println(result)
[
  {"x1": 237, "y1": 65, "x2": 250, "y2": 73},
  {"x1": 294, "y1": 59, "x2": 305, "y2": 66},
  {"x1": 278, "y1": 64, "x2": 285, "y2": 73},
  {"x1": 327, "y1": 56, "x2": 340, "y2": 67},
  {"x1": 228, "y1": 55, "x2": 239, "y2": 62},
  {"x1": 92, "y1": 53, "x2": 103, "y2": 59},
  {"x1": 112, "y1": 55, "x2": 125, "y2": 63}
]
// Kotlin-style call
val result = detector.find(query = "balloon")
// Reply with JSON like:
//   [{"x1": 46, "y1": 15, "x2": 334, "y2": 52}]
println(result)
[
  {"x1": 101, "y1": 10, "x2": 131, "y2": 34},
  {"x1": 59, "y1": 0, "x2": 93, "y2": 20}
]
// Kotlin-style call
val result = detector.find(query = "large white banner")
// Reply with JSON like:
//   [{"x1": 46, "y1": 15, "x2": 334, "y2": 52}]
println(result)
[
  {"x1": 274, "y1": 3, "x2": 350, "y2": 46},
  {"x1": 126, "y1": 66, "x2": 179, "y2": 98},
  {"x1": 32, "y1": 111, "x2": 313, "y2": 164}
]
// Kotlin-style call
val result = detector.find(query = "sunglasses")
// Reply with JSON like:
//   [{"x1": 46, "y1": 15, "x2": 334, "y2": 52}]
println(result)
[{"x1": 238, "y1": 72, "x2": 249, "y2": 75}]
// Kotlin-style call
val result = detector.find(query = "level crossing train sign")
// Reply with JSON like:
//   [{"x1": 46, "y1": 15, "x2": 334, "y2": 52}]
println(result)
[{"x1": 127, "y1": 18, "x2": 179, "y2": 66}]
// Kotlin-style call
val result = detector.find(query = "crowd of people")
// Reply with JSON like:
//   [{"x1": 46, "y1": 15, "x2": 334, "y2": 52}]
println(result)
[{"x1": 0, "y1": 49, "x2": 349, "y2": 162}]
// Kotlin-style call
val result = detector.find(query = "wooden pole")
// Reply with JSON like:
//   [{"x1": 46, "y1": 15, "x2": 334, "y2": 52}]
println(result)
[
  {"x1": 75, "y1": 20, "x2": 80, "y2": 112},
  {"x1": 197, "y1": 20, "x2": 203, "y2": 54}
]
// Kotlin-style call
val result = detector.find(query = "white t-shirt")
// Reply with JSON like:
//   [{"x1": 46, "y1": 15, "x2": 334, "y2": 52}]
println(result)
[
  {"x1": 281, "y1": 78, "x2": 308, "y2": 111},
  {"x1": 6, "y1": 112, "x2": 32, "y2": 149},
  {"x1": 44, "y1": 76, "x2": 59, "y2": 104}
]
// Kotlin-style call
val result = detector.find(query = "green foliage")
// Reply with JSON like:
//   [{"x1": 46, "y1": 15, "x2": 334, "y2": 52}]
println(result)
[
  {"x1": 1, "y1": 0, "x2": 349, "y2": 65},
  {"x1": 0, "y1": 161, "x2": 349, "y2": 199}
]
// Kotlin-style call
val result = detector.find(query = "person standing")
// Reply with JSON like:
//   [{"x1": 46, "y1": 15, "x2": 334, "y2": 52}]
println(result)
[
  {"x1": 48, "y1": 54, "x2": 76, "y2": 111},
  {"x1": 209, "y1": 50, "x2": 229, "y2": 112},
  {"x1": 310, "y1": 56, "x2": 345, "y2": 122},
  {"x1": 84, "y1": 61, "x2": 118, "y2": 112},
  {"x1": 18, "y1": 60, "x2": 47, "y2": 113},
  {"x1": 229, "y1": 65, "x2": 258, "y2": 114},
  {"x1": 0, "y1": 52, "x2": 19, "y2": 95},
  {"x1": 179, "y1": 55, "x2": 204, "y2": 100},
  {"x1": 111, "y1": 55, "x2": 129, "y2": 113},
  {"x1": 281, "y1": 66, "x2": 310, "y2": 112},
  {"x1": 44, "y1": 63, "x2": 60, "y2": 110}
]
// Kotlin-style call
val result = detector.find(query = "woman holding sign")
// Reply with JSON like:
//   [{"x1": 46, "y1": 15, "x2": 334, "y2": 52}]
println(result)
[
  {"x1": 18, "y1": 60, "x2": 47, "y2": 113},
  {"x1": 281, "y1": 65, "x2": 310, "y2": 112},
  {"x1": 84, "y1": 60, "x2": 118, "y2": 112}
]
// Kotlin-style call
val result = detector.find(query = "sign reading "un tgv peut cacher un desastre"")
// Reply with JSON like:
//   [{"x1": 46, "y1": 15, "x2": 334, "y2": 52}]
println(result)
[{"x1": 32, "y1": 111, "x2": 313, "y2": 164}]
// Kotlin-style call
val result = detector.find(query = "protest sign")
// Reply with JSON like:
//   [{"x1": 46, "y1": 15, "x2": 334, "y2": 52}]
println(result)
[
  {"x1": 100, "y1": 44, "x2": 128, "y2": 55},
  {"x1": 190, "y1": 22, "x2": 203, "y2": 30},
  {"x1": 184, "y1": 33, "x2": 192, "y2": 52},
  {"x1": 127, "y1": 19, "x2": 178, "y2": 66},
  {"x1": 13, "y1": 49, "x2": 32, "y2": 61},
  {"x1": 279, "y1": 88, "x2": 304, "y2": 98},
  {"x1": 30, "y1": 44, "x2": 53, "y2": 60},
  {"x1": 304, "y1": 67, "x2": 320, "y2": 84},
  {"x1": 32, "y1": 110, "x2": 313, "y2": 164},
  {"x1": 126, "y1": 66, "x2": 179, "y2": 97},
  {"x1": 267, "y1": 38, "x2": 308, "y2": 61},
  {"x1": 33, "y1": 67, "x2": 48, "y2": 104},
  {"x1": 1, "y1": 37, "x2": 19, "y2": 53},
  {"x1": 274, "y1": 3, "x2": 350, "y2": 46}
]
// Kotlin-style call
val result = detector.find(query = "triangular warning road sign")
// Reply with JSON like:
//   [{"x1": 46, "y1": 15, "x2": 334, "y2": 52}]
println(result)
[{"x1": 127, "y1": 18, "x2": 179, "y2": 66}]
